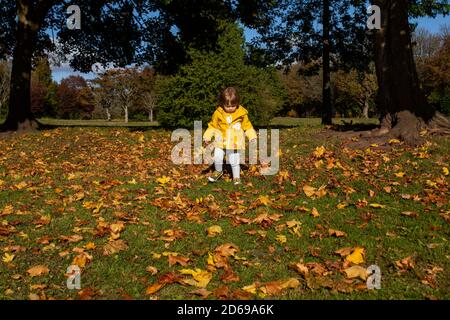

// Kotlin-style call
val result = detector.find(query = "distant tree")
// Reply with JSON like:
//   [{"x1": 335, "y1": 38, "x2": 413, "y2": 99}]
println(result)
[
  {"x1": 277, "y1": 63, "x2": 322, "y2": 117},
  {"x1": 31, "y1": 56, "x2": 57, "y2": 117},
  {"x1": 56, "y1": 76, "x2": 93, "y2": 119},
  {"x1": 136, "y1": 67, "x2": 158, "y2": 122},
  {"x1": 417, "y1": 36, "x2": 450, "y2": 115},
  {"x1": 91, "y1": 68, "x2": 140, "y2": 123},
  {"x1": 412, "y1": 28, "x2": 442, "y2": 63},
  {"x1": 30, "y1": 81, "x2": 47, "y2": 115},
  {"x1": 334, "y1": 68, "x2": 378, "y2": 119}
]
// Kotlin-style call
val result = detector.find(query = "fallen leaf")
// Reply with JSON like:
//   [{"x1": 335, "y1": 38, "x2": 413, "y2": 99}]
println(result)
[
  {"x1": 311, "y1": 207, "x2": 320, "y2": 218},
  {"x1": 328, "y1": 229, "x2": 347, "y2": 237},
  {"x1": 168, "y1": 255, "x2": 190, "y2": 267},
  {"x1": 369, "y1": 203, "x2": 386, "y2": 209},
  {"x1": 146, "y1": 283, "x2": 165, "y2": 295},
  {"x1": 345, "y1": 247, "x2": 365, "y2": 265},
  {"x1": 146, "y1": 266, "x2": 158, "y2": 275},
  {"x1": 276, "y1": 234, "x2": 287, "y2": 244},
  {"x1": 27, "y1": 265, "x2": 50, "y2": 277},
  {"x1": 179, "y1": 268, "x2": 212, "y2": 288},
  {"x1": 344, "y1": 266, "x2": 368, "y2": 280},
  {"x1": 2, "y1": 253, "x2": 15, "y2": 263},
  {"x1": 207, "y1": 225, "x2": 223, "y2": 237},
  {"x1": 103, "y1": 240, "x2": 128, "y2": 256}
]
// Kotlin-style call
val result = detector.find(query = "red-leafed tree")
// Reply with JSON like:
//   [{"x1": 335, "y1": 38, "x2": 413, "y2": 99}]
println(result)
[{"x1": 56, "y1": 76, "x2": 94, "y2": 119}]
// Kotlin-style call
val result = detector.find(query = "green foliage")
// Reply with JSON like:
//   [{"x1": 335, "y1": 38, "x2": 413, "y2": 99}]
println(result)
[{"x1": 156, "y1": 22, "x2": 286, "y2": 128}]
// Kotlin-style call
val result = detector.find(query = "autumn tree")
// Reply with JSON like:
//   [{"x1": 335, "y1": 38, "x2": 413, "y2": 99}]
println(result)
[
  {"x1": 91, "y1": 68, "x2": 141, "y2": 123},
  {"x1": 56, "y1": 76, "x2": 94, "y2": 119},
  {"x1": 334, "y1": 68, "x2": 378, "y2": 119},
  {"x1": 136, "y1": 67, "x2": 158, "y2": 122}
]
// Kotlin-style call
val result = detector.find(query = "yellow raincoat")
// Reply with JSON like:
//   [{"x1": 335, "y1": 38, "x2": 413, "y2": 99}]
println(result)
[{"x1": 203, "y1": 106, "x2": 257, "y2": 150}]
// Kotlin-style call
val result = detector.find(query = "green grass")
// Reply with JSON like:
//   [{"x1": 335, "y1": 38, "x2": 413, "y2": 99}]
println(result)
[{"x1": 0, "y1": 119, "x2": 448, "y2": 300}]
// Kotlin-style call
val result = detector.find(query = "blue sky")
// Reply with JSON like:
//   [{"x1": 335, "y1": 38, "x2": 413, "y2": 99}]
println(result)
[{"x1": 52, "y1": 14, "x2": 449, "y2": 82}]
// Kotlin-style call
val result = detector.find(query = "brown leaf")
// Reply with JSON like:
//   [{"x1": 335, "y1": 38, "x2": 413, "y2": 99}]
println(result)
[
  {"x1": 220, "y1": 268, "x2": 240, "y2": 283},
  {"x1": 215, "y1": 243, "x2": 239, "y2": 257},
  {"x1": 60, "y1": 234, "x2": 83, "y2": 243},
  {"x1": 103, "y1": 240, "x2": 128, "y2": 256},
  {"x1": 212, "y1": 286, "x2": 230, "y2": 299},
  {"x1": 334, "y1": 247, "x2": 354, "y2": 257},
  {"x1": 27, "y1": 265, "x2": 50, "y2": 277},
  {"x1": 328, "y1": 229, "x2": 347, "y2": 237},
  {"x1": 168, "y1": 255, "x2": 190, "y2": 267},
  {"x1": 191, "y1": 288, "x2": 212, "y2": 299}
]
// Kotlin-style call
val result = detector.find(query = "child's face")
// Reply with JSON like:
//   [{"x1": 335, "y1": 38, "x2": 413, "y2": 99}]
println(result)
[{"x1": 223, "y1": 105, "x2": 238, "y2": 113}]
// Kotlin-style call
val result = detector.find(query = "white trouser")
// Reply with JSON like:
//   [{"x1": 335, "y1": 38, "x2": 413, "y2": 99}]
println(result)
[{"x1": 214, "y1": 148, "x2": 240, "y2": 179}]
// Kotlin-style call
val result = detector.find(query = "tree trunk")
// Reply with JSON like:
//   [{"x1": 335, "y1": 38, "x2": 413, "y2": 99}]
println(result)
[
  {"x1": 149, "y1": 108, "x2": 153, "y2": 122},
  {"x1": 1, "y1": 1, "x2": 39, "y2": 131},
  {"x1": 371, "y1": 0, "x2": 449, "y2": 144},
  {"x1": 362, "y1": 100, "x2": 369, "y2": 119},
  {"x1": 321, "y1": 0, "x2": 332, "y2": 125},
  {"x1": 124, "y1": 106, "x2": 128, "y2": 123},
  {"x1": 105, "y1": 107, "x2": 111, "y2": 121}
]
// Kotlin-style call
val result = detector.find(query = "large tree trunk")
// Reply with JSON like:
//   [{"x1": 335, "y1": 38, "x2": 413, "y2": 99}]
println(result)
[
  {"x1": 371, "y1": 0, "x2": 450, "y2": 144},
  {"x1": 124, "y1": 106, "x2": 128, "y2": 123},
  {"x1": 1, "y1": 0, "x2": 55, "y2": 132},
  {"x1": 321, "y1": 0, "x2": 332, "y2": 125}
]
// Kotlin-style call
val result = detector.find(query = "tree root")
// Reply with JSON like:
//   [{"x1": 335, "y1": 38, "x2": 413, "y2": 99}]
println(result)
[{"x1": 352, "y1": 111, "x2": 450, "y2": 148}]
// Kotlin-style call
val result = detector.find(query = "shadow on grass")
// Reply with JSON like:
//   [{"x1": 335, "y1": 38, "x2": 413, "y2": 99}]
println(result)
[{"x1": 331, "y1": 120, "x2": 380, "y2": 132}]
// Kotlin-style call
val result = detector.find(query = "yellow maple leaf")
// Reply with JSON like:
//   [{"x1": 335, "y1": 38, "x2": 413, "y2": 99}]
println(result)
[
  {"x1": 85, "y1": 242, "x2": 96, "y2": 250},
  {"x1": 443, "y1": 167, "x2": 449, "y2": 176},
  {"x1": 345, "y1": 247, "x2": 365, "y2": 265},
  {"x1": 426, "y1": 180, "x2": 437, "y2": 188},
  {"x1": 276, "y1": 234, "x2": 287, "y2": 244},
  {"x1": 206, "y1": 225, "x2": 223, "y2": 237},
  {"x1": 337, "y1": 202, "x2": 348, "y2": 209},
  {"x1": 257, "y1": 195, "x2": 272, "y2": 206},
  {"x1": 2, "y1": 253, "x2": 15, "y2": 263},
  {"x1": 389, "y1": 139, "x2": 400, "y2": 144},
  {"x1": 156, "y1": 176, "x2": 171, "y2": 185},
  {"x1": 311, "y1": 207, "x2": 320, "y2": 218},
  {"x1": 313, "y1": 146, "x2": 326, "y2": 158},
  {"x1": 138, "y1": 134, "x2": 145, "y2": 143},
  {"x1": 369, "y1": 203, "x2": 386, "y2": 209},
  {"x1": 303, "y1": 185, "x2": 316, "y2": 198},
  {"x1": 242, "y1": 284, "x2": 258, "y2": 295},
  {"x1": 179, "y1": 268, "x2": 212, "y2": 288},
  {"x1": 394, "y1": 172, "x2": 406, "y2": 178}
]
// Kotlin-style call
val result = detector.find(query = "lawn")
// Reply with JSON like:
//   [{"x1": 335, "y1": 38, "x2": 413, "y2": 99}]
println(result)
[{"x1": 0, "y1": 119, "x2": 448, "y2": 300}]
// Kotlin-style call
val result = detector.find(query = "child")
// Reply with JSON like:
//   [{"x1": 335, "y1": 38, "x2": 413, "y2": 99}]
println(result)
[{"x1": 203, "y1": 87, "x2": 257, "y2": 185}]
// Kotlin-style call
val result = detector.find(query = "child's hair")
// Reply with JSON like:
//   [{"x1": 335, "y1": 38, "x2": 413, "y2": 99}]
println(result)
[{"x1": 219, "y1": 87, "x2": 240, "y2": 107}]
